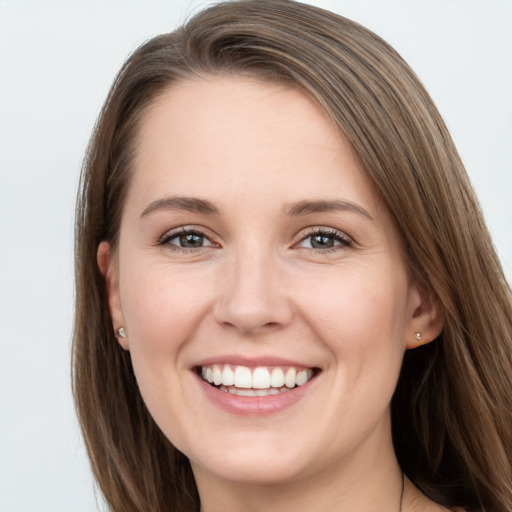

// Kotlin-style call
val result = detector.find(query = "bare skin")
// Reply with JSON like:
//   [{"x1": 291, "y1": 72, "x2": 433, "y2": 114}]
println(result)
[{"x1": 403, "y1": 479, "x2": 454, "y2": 512}]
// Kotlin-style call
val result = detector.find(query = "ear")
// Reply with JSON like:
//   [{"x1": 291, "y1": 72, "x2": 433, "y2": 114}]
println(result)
[
  {"x1": 97, "y1": 241, "x2": 129, "y2": 351},
  {"x1": 405, "y1": 283, "x2": 444, "y2": 349}
]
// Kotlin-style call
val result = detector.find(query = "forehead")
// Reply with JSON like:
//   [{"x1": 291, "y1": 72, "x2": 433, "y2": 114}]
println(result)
[{"x1": 126, "y1": 75, "x2": 378, "y2": 217}]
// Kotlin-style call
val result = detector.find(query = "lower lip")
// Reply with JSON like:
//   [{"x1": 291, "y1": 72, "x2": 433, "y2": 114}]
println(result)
[{"x1": 195, "y1": 373, "x2": 317, "y2": 416}]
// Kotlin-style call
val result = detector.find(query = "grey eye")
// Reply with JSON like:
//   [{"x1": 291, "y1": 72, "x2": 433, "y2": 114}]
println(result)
[
  {"x1": 308, "y1": 234, "x2": 338, "y2": 249},
  {"x1": 298, "y1": 229, "x2": 351, "y2": 250},
  {"x1": 174, "y1": 232, "x2": 206, "y2": 248},
  {"x1": 162, "y1": 229, "x2": 214, "y2": 249}
]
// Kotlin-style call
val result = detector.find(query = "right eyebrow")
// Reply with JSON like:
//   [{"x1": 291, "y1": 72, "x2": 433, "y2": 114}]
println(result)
[
  {"x1": 282, "y1": 199, "x2": 373, "y2": 221},
  {"x1": 140, "y1": 196, "x2": 220, "y2": 218}
]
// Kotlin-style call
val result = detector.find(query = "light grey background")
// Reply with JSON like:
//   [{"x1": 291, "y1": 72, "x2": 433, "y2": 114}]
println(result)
[{"x1": 0, "y1": 1, "x2": 510, "y2": 511}]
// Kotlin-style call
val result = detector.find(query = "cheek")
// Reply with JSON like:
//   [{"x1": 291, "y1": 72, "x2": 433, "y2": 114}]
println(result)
[
  {"x1": 117, "y1": 260, "x2": 216, "y2": 442},
  {"x1": 299, "y1": 264, "x2": 410, "y2": 403},
  {"x1": 121, "y1": 259, "x2": 211, "y2": 342},
  {"x1": 118, "y1": 259, "x2": 216, "y2": 403},
  {"x1": 301, "y1": 264, "x2": 410, "y2": 347},
  {"x1": 305, "y1": 268, "x2": 409, "y2": 420}
]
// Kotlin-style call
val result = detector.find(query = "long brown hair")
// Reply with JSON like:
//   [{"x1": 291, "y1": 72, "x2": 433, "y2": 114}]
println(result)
[{"x1": 73, "y1": 1, "x2": 512, "y2": 510}]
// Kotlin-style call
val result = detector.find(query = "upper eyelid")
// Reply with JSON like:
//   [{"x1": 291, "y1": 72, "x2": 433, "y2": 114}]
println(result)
[
  {"x1": 295, "y1": 226, "x2": 352, "y2": 242},
  {"x1": 158, "y1": 225, "x2": 218, "y2": 243}
]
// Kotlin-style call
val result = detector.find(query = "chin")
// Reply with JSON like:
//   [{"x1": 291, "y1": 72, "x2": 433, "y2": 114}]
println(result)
[
  {"x1": 192, "y1": 454, "x2": 308, "y2": 486},
  {"x1": 186, "y1": 434, "x2": 316, "y2": 485}
]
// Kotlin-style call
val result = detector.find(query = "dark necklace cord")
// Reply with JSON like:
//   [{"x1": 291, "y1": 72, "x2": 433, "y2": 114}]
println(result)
[{"x1": 398, "y1": 471, "x2": 405, "y2": 512}]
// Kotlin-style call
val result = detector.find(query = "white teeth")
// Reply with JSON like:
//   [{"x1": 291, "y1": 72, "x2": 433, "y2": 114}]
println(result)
[
  {"x1": 201, "y1": 364, "x2": 315, "y2": 391},
  {"x1": 284, "y1": 368, "x2": 296, "y2": 388},
  {"x1": 220, "y1": 385, "x2": 293, "y2": 396},
  {"x1": 221, "y1": 364, "x2": 235, "y2": 386},
  {"x1": 270, "y1": 367, "x2": 285, "y2": 387},
  {"x1": 296, "y1": 369, "x2": 308, "y2": 386},
  {"x1": 234, "y1": 366, "x2": 253, "y2": 388},
  {"x1": 212, "y1": 364, "x2": 222, "y2": 385},
  {"x1": 254, "y1": 389, "x2": 267, "y2": 396},
  {"x1": 252, "y1": 367, "x2": 271, "y2": 389},
  {"x1": 236, "y1": 388, "x2": 256, "y2": 396}
]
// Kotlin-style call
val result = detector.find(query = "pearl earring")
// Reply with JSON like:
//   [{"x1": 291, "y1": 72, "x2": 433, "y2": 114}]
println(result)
[{"x1": 414, "y1": 332, "x2": 422, "y2": 342}]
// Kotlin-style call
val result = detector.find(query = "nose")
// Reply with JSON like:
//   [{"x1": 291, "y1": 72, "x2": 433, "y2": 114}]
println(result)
[{"x1": 213, "y1": 249, "x2": 292, "y2": 336}]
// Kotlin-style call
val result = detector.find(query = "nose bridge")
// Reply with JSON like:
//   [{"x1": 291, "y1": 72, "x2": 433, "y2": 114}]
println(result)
[{"x1": 214, "y1": 241, "x2": 291, "y2": 335}]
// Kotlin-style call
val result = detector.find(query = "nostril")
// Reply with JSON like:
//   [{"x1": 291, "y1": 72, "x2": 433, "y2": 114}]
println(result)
[{"x1": 212, "y1": 278, "x2": 293, "y2": 335}]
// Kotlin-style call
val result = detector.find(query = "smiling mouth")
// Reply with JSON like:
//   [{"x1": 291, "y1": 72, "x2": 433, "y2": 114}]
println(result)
[{"x1": 196, "y1": 364, "x2": 318, "y2": 397}]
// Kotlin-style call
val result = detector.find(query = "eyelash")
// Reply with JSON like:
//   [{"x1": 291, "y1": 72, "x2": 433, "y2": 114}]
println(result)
[{"x1": 157, "y1": 227, "x2": 353, "y2": 253}]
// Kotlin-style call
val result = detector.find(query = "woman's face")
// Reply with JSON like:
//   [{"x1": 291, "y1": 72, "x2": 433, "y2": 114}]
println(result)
[{"x1": 101, "y1": 76, "x2": 433, "y2": 486}]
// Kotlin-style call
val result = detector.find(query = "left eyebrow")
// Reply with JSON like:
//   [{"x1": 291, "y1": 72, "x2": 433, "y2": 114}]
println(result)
[
  {"x1": 140, "y1": 196, "x2": 220, "y2": 218},
  {"x1": 282, "y1": 199, "x2": 373, "y2": 220}
]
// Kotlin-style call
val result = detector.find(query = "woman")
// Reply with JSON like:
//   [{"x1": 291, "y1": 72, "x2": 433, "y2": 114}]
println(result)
[{"x1": 72, "y1": 1, "x2": 512, "y2": 511}]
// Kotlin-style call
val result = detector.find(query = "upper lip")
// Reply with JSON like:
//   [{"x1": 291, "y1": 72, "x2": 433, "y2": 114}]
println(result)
[{"x1": 192, "y1": 355, "x2": 318, "y2": 369}]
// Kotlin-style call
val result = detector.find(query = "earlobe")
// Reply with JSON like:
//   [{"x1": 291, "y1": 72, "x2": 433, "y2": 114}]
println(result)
[
  {"x1": 405, "y1": 285, "x2": 444, "y2": 349},
  {"x1": 97, "y1": 241, "x2": 130, "y2": 351}
]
